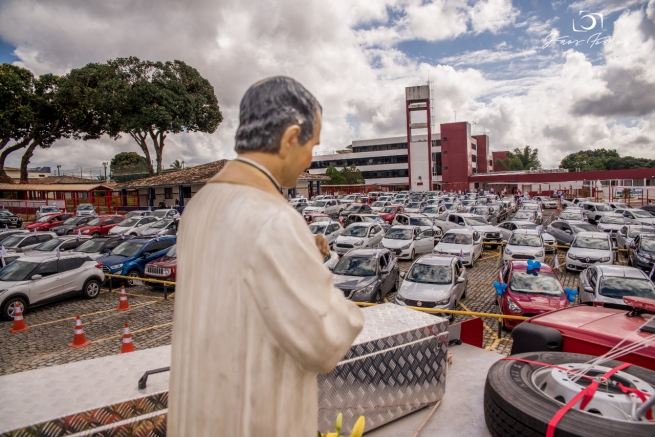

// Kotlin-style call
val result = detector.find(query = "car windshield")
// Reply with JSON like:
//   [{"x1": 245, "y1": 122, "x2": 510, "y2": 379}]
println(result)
[
  {"x1": 632, "y1": 210, "x2": 653, "y2": 218},
  {"x1": 509, "y1": 272, "x2": 563, "y2": 296},
  {"x1": 75, "y1": 239, "x2": 107, "y2": 253},
  {"x1": 33, "y1": 239, "x2": 63, "y2": 251},
  {"x1": 111, "y1": 241, "x2": 145, "y2": 257},
  {"x1": 36, "y1": 215, "x2": 53, "y2": 223},
  {"x1": 152, "y1": 210, "x2": 170, "y2": 219},
  {"x1": 409, "y1": 217, "x2": 432, "y2": 226},
  {"x1": 600, "y1": 277, "x2": 655, "y2": 300},
  {"x1": 465, "y1": 216, "x2": 490, "y2": 226},
  {"x1": 462, "y1": 200, "x2": 475, "y2": 206},
  {"x1": 372, "y1": 202, "x2": 386, "y2": 207},
  {"x1": 523, "y1": 205, "x2": 538, "y2": 210},
  {"x1": 41, "y1": 207, "x2": 58, "y2": 213},
  {"x1": 78, "y1": 204, "x2": 93, "y2": 210},
  {"x1": 361, "y1": 216, "x2": 383, "y2": 223},
  {"x1": 345, "y1": 204, "x2": 360, "y2": 211},
  {"x1": 628, "y1": 227, "x2": 655, "y2": 238},
  {"x1": 384, "y1": 228, "x2": 413, "y2": 240},
  {"x1": 514, "y1": 212, "x2": 532, "y2": 219},
  {"x1": 406, "y1": 264, "x2": 452, "y2": 284},
  {"x1": 559, "y1": 212, "x2": 582, "y2": 220},
  {"x1": 86, "y1": 218, "x2": 104, "y2": 226},
  {"x1": 599, "y1": 216, "x2": 624, "y2": 224},
  {"x1": 63, "y1": 217, "x2": 83, "y2": 225},
  {"x1": 117, "y1": 218, "x2": 140, "y2": 227},
  {"x1": 406, "y1": 202, "x2": 421, "y2": 208},
  {"x1": 311, "y1": 201, "x2": 327, "y2": 207},
  {"x1": 149, "y1": 219, "x2": 172, "y2": 229},
  {"x1": 422, "y1": 207, "x2": 440, "y2": 214},
  {"x1": 355, "y1": 198, "x2": 368, "y2": 203},
  {"x1": 342, "y1": 226, "x2": 368, "y2": 237},
  {"x1": 509, "y1": 234, "x2": 542, "y2": 247},
  {"x1": 165, "y1": 245, "x2": 177, "y2": 258},
  {"x1": 125, "y1": 212, "x2": 143, "y2": 219},
  {"x1": 572, "y1": 237, "x2": 609, "y2": 250},
  {"x1": 333, "y1": 256, "x2": 377, "y2": 276},
  {"x1": 471, "y1": 208, "x2": 489, "y2": 215},
  {"x1": 309, "y1": 224, "x2": 328, "y2": 234},
  {"x1": 313, "y1": 216, "x2": 331, "y2": 222},
  {"x1": 642, "y1": 239, "x2": 655, "y2": 252},
  {"x1": 0, "y1": 260, "x2": 39, "y2": 281},
  {"x1": 380, "y1": 206, "x2": 397, "y2": 213},
  {"x1": 1, "y1": 236, "x2": 23, "y2": 247},
  {"x1": 571, "y1": 224, "x2": 599, "y2": 233},
  {"x1": 517, "y1": 223, "x2": 538, "y2": 230},
  {"x1": 440, "y1": 233, "x2": 472, "y2": 244},
  {"x1": 444, "y1": 203, "x2": 458, "y2": 210}
]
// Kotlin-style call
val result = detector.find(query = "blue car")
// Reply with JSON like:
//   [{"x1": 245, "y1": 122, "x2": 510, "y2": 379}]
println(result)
[{"x1": 97, "y1": 236, "x2": 176, "y2": 286}]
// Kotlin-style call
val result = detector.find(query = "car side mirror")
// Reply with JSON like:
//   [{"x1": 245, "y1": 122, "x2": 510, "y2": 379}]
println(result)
[
  {"x1": 31, "y1": 274, "x2": 42, "y2": 280},
  {"x1": 456, "y1": 276, "x2": 466, "y2": 283},
  {"x1": 584, "y1": 286, "x2": 593, "y2": 293}
]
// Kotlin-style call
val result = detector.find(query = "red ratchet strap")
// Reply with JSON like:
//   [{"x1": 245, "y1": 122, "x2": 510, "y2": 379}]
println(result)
[{"x1": 617, "y1": 383, "x2": 654, "y2": 421}]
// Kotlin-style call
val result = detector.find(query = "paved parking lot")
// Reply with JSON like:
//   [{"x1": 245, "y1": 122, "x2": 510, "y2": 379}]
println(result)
[{"x1": 0, "y1": 209, "x2": 630, "y2": 376}]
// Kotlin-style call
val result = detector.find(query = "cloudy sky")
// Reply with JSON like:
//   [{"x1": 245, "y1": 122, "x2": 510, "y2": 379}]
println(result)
[{"x1": 0, "y1": 0, "x2": 654, "y2": 175}]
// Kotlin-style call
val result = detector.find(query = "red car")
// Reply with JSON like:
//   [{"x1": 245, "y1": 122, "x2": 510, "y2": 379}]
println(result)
[
  {"x1": 354, "y1": 196, "x2": 371, "y2": 205},
  {"x1": 75, "y1": 215, "x2": 125, "y2": 236},
  {"x1": 497, "y1": 261, "x2": 569, "y2": 330},
  {"x1": 377, "y1": 205, "x2": 405, "y2": 224},
  {"x1": 25, "y1": 213, "x2": 73, "y2": 231},
  {"x1": 144, "y1": 244, "x2": 177, "y2": 283}
]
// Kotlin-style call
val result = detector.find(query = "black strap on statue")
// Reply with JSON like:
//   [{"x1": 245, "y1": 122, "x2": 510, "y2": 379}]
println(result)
[{"x1": 234, "y1": 158, "x2": 282, "y2": 193}]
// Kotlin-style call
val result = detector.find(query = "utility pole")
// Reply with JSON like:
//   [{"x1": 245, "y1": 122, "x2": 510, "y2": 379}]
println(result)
[
  {"x1": 102, "y1": 162, "x2": 108, "y2": 182},
  {"x1": 56, "y1": 165, "x2": 61, "y2": 176}
]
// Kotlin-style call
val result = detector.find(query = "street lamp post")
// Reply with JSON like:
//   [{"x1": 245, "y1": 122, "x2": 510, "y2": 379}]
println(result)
[
  {"x1": 56, "y1": 165, "x2": 61, "y2": 176},
  {"x1": 102, "y1": 162, "x2": 108, "y2": 182}
]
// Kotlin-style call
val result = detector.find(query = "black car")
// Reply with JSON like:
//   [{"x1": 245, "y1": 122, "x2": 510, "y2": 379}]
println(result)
[
  {"x1": 341, "y1": 203, "x2": 373, "y2": 218},
  {"x1": 50, "y1": 216, "x2": 96, "y2": 236},
  {"x1": 0, "y1": 210, "x2": 22, "y2": 228},
  {"x1": 72, "y1": 235, "x2": 136, "y2": 259},
  {"x1": 641, "y1": 204, "x2": 655, "y2": 215},
  {"x1": 331, "y1": 248, "x2": 399, "y2": 303},
  {"x1": 627, "y1": 234, "x2": 655, "y2": 273}
]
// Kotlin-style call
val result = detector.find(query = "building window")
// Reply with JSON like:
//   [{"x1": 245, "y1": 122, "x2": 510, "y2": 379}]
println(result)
[
  {"x1": 310, "y1": 154, "x2": 409, "y2": 169},
  {"x1": 183, "y1": 187, "x2": 192, "y2": 198},
  {"x1": 471, "y1": 144, "x2": 477, "y2": 150},
  {"x1": 164, "y1": 188, "x2": 173, "y2": 199},
  {"x1": 471, "y1": 155, "x2": 477, "y2": 162},
  {"x1": 432, "y1": 152, "x2": 442, "y2": 176},
  {"x1": 351, "y1": 142, "x2": 408, "y2": 153}
]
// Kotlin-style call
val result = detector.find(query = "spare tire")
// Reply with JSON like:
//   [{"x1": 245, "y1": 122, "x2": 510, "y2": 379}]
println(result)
[{"x1": 484, "y1": 351, "x2": 655, "y2": 437}]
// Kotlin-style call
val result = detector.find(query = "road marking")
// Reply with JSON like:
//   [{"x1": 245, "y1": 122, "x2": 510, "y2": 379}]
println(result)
[
  {"x1": 477, "y1": 253, "x2": 500, "y2": 262},
  {"x1": 28, "y1": 301, "x2": 159, "y2": 328},
  {"x1": 458, "y1": 301, "x2": 496, "y2": 335},
  {"x1": 109, "y1": 290, "x2": 171, "y2": 300},
  {"x1": 90, "y1": 321, "x2": 173, "y2": 344},
  {"x1": 485, "y1": 336, "x2": 509, "y2": 351}
]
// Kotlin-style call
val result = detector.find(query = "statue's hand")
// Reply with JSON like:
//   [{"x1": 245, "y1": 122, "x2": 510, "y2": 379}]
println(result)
[{"x1": 315, "y1": 234, "x2": 330, "y2": 258}]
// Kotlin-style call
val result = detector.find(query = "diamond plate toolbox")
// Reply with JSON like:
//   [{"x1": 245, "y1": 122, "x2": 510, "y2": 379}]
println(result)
[{"x1": 318, "y1": 303, "x2": 449, "y2": 433}]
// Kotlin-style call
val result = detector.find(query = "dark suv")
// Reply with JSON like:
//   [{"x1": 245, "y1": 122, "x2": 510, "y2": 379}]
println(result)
[
  {"x1": 0, "y1": 210, "x2": 22, "y2": 228},
  {"x1": 331, "y1": 248, "x2": 399, "y2": 303},
  {"x1": 627, "y1": 234, "x2": 655, "y2": 273}
]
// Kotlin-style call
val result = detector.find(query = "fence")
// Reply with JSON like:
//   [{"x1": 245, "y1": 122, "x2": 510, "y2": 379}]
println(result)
[{"x1": 0, "y1": 194, "x2": 143, "y2": 221}]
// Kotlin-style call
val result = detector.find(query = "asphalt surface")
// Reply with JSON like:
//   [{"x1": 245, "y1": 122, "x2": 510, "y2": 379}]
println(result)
[{"x1": 0, "y1": 209, "x2": 628, "y2": 375}]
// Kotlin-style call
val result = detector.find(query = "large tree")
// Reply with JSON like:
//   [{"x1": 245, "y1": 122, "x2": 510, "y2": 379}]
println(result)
[
  {"x1": 560, "y1": 148, "x2": 655, "y2": 172},
  {"x1": 494, "y1": 145, "x2": 541, "y2": 171}
]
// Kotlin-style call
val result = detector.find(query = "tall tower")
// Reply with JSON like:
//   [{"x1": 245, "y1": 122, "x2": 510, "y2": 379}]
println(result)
[{"x1": 405, "y1": 84, "x2": 433, "y2": 191}]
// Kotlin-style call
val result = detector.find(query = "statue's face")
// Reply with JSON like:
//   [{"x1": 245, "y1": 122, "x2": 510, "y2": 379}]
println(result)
[{"x1": 281, "y1": 111, "x2": 321, "y2": 188}]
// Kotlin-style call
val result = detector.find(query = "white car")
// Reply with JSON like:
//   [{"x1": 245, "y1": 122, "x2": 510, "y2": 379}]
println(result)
[
  {"x1": 151, "y1": 209, "x2": 180, "y2": 220},
  {"x1": 565, "y1": 231, "x2": 614, "y2": 272},
  {"x1": 140, "y1": 218, "x2": 177, "y2": 237},
  {"x1": 24, "y1": 235, "x2": 91, "y2": 257},
  {"x1": 497, "y1": 221, "x2": 556, "y2": 251},
  {"x1": 35, "y1": 205, "x2": 61, "y2": 220},
  {"x1": 532, "y1": 197, "x2": 558, "y2": 209},
  {"x1": 502, "y1": 229, "x2": 546, "y2": 263},
  {"x1": 75, "y1": 203, "x2": 96, "y2": 217},
  {"x1": 620, "y1": 209, "x2": 655, "y2": 226},
  {"x1": 333, "y1": 222, "x2": 385, "y2": 256},
  {"x1": 557, "y1": 210, "x2": 584, "y2": 222},
  {"x1": 404, "y1": 201, "x2": 426, "y2": 213},
  {"x1": 3, "y1": 232, "x2": 57, "y2": 253},
  {"x1": 433, "y1": 229, "x2": 483, "y2": 267},
  {"x1": 380, "y1": 225, "x2": 435, "y2": 260},
  {"x1": 303, "y1": 199, "x2": 342, "y2": 216},
  {"x1": 596, "y1": 215, "x2": 626, "y2": 237},
  {"x1": 109, "y1": 216, "x2": 159, "y2": 236},
  {"x1": 0, "y1": 254, "x2": 105, "y2": 320},
  {"x1": 125, "y1": 210, "x2": 153, "y2": 219},
  {"x1": 308, "y1": 221, "x2": 343, "y2": 246},
  {"x1": 519, "y1": 203, "x2": 543, "y2": 223},
  {"x1": 370, "y1": 201, "x2": 391, "y2": 212},
  {"x1": 323, "y1": 250, "x2": 339, "y2": 270},
  {"x1": 338, "y1": 195, "x2": 358, "y2": 205}
]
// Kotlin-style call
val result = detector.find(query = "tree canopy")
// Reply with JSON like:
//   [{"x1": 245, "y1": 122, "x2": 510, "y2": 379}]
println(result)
[
  {"x1": 559, "y1": 148, "x2": 655, "y2": 172},
  {"x1": 110, "y1": 152, "x2": 150, "y2": 182},
  {"x1": 494, "y1": 145, "x2": 541, "y2": 171},
  {"x1": 325, "y1": 164, "x2": 365, "y2": 185}
]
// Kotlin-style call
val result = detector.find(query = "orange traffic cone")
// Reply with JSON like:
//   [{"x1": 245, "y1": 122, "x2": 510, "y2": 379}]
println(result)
[
  {"x1": 120, "y1": 322, "x2": 135, "y2": 354},
  {"x1": 9, "y1": 302, "x2": 29, "y2": 333},
  {"x1": 68, "y1": 315, "x2": 91, "y2": 348},
  {"x1": 116, "y1": 286, "x2": 131, "y2": 311}
]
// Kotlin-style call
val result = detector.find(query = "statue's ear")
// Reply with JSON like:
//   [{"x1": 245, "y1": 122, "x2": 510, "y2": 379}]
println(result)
[{"x1": 278, "y1": 124, "x2": 301, "y2": 159}]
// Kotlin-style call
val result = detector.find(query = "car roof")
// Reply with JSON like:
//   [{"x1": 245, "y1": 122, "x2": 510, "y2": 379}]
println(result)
[
  {"x1": 389, "y1": 225, "x2": 419, "y2": 230},
  {"x1": 510, "y1": 229, "x2": 540, "y2": 235},
  {"x1": 343, "y1": 248, "x2": 386, "y2": 257},
  {"x1": 597, "y1": 265, "x2": 648, "y2": 279},
  {"x1": 443, "y1": 228, "x2": 476, "y2": 235},
  {"x1": 575, "y1": 231, "x2": 610, "y2": 238},
  {"x1": 18, "y1": 253, "x2": 91, "y2": 263},
  {"x1": 415, "y1": 254, "x2": 456, "y2": 266},
  {"x1": 504, "y1": 220, "x2": 534, "y2": 225},
  {"x1": 509, "y1": 261, "x2": 555, "y2": 273},
  {"x1": 348, "y1": 222, "x2": 377, "y2": 228}
]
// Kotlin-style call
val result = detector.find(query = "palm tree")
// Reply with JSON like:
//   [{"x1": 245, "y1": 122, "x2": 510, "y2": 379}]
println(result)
[{"x1": 170, "y1": 160, "x2": 183, "y2": 170}]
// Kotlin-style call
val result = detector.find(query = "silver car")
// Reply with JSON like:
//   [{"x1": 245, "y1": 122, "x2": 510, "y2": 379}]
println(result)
[
  {"x1": 109, "y1": 217, "x2": 159, "y2": 236},
  {"x1": 578, "y1": 265, "x2": 655, "y2": 306},
  {"x1": 75, "y1": 203, "x2": 96, "y2": 217},
  {"x1": 24, "y1": 235, "x2": 91, "y2": 257},
  {"x1": 0, "y1": 254, "x2": 105, "y2": 320},
  {"x1": 35, "y1": 205, "x2": 61, "y2": 220},
  {"x1": 615, "y1": 225, "x2": 655, "y2": 250},
  {"x1": 3, "y1": 232, "x2": 57, "y2": 253},
  {"x1": 309, "y1": 221, "x2": 343, "y2": 247},
  {"x1": 333, "y1": 222, "x2": 385, "y2": 256},
  {"x1": 140, "y1": 218, "x2": 177, "y2": 237},
  {"x1": 395, "y1": 254, "x2": 468, "y2": 317}
]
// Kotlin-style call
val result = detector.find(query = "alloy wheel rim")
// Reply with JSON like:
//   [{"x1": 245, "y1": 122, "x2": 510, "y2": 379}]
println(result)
[
  {"x1": 8, "y1": 301, "x2": 23, "y2": 317},
  {"x1": 87, "y1": 282, "x2": 100, "y2": 297}
]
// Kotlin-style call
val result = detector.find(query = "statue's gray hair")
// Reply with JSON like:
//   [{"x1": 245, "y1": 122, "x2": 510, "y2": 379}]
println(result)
[{"x1": 235, "y1": 76, "x2": 322, "y2": 154}]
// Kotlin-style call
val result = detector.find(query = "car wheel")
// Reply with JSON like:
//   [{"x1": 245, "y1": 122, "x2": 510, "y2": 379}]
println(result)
[
  {"x1": 126, "y1": 270, "x2": 141, "y2": 287},
  {"x1": 82, "y1": 279, "x2": 101, "y2": 299},
  {"x1": 461, "y1": 287, "x2": 468, "y2": 300},
  {"x1": 15, "y1": 223, "x2": 21, "y2": 229},
  {"x1": 92, "y1": 232, "x2": 100, "y2": 237},
  {"x1": 485, "y1": 352, "x2": 655, "y2": 437},
  {"x1": 2, "y1": 296, "x2": 27, "y2": 321}
]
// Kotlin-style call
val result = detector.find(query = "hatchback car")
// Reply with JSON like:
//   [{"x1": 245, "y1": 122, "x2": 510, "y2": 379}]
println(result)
[
  {"x1": 556, "y1": 210, "x2": 584, "y2": 222},
  {"x1": 97, "y1": 236, "x2": 176, "y2": 286},
  {"x1": 581, "y1": 202, "x2": 615, "y2": 224},
  {"x1": 377, "y1": 205, "x2": 405, "y2": 224},
  {"x1": 25, "y1": 213, "x2": 72, "y2": 232},
  {"x1": 497, "y1": 221, "x2": 556, "y2": 250},
  {"x1": 620, "y1": 208, "x2": 655, "y2": 225},
  {"x1": 627, "y1": 234, "x2": 655, "y2": 273},
  {"x1": 578, "y1": 265, "x2": 655, "y2": 306},
  {"x1": 395, "y1": 255, "x2": 468, "y2": 316},
  {"x1": 302, "y1": 199, "x2": 342, "y2": 217},
  {"x1": 140, "y1": 218, "x2": 177, "y2": 237},
  {"x1": 380, "y1": 225, "x2": 435, "y2": 260},
  {"x1": 308, "y1": 221, "x2": 343, "y2": 247},
  {"x1": 420, "y1": 205, "x2": 448, "y2": 222},
  {"x1": 50, "y1": 216, "x2": 96, "y2": 236},
  {"x1": 565, "y1": 231, "x2": 614, "y2": 271},
  {"x1": 333, "y1": 223, "x2": 385, "y2": 256},
  {"x1": 0, "y1": 254, "x2": 104, "y2": 320},
  {"x1": 304, "y1": 213, "x2": 331, "y2": 225},
  {"x1": 546, "y1": 221, "x2": 598, "y2": 246},
  {"x1": 125, "y1": 210, "x2": 154, "y2": 219},
  {"x1": 370, "y1": 201, "x2": 391, "y2": 212},
  {"x1": 76, "y1": 216, "x2": 126, "y2": 236},
  {"x1": 24, "y1": 235, "x2": 91, "y2": 257},
  {"x1": 331, "y1": 248, "x2": 399, "y2": 303},
  {"x1": 35, "y1": 205, "x2": 61, "y2": 220},
  {"x1": 75, "y1": 203, "x2": 96, "y2": 217},
  {"x1": 595, "y1": 215, "x2": 626, "y2": 236},
  {"x1": 512, "y1": 210, "x2": 539, "y2": 224},
  {"x1": 0, "y1": 230, "x2": 28, "y2": 245},
  {"x1": 109, "y1": 216, "x2": 159, "y2": 236},
  {"x1": 151, "y1": 209, "x2": 180, "y2": 220},
  {"x1": 3, "y1": 232, "x2": 56, "y2": 253},
  {"x1": 616, "y1": 225, "x2": 655, "y2": 250},
  {"x1": 503, "y1": 229, "x2": 545, "y2": 263},
  {"x1": 433, "y1": 229, "x2": 483, "y2": 266},
  {"x1": 496, "y1": 261, "x2": 568, "y2": 330},
  {"x1": 340, "y1": 203, "x2": 373, "y2": 218},
  {"x1": 342, "y1": 214, "x2": 390, "y2": 231},
  {"x1": 0, "y1": 210, "x2": 22, "y2": 228},
  {"x1": 73, "y1": 235, "x2": 134, "y2": 260},
  {"x1": 404, "y1": 201, "x2": 426, "y2": 213}
]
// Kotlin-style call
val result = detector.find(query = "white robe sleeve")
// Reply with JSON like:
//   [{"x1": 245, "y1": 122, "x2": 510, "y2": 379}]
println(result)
[{"x1": 246, "y1": 213, "x2": 364, "y2": 374}]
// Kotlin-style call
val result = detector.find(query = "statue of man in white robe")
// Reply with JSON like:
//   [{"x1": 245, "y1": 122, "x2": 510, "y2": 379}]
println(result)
[{"x1": 168, "y1": 77, "x2": 364, "y2": 436}]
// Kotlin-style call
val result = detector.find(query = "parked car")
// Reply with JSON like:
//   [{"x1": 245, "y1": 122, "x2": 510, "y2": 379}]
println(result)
[
  {"x1": 433, "y1": 229, "x2": 483, "y2": 266},
  {"x1": 565, "y1": 231, "x2": 614, "y2": 271},
  {"x1": 354, "y1": 196, "x2": 372, "y2": 205},
  {"x1": 556, "y1": 210, "x2": 584, "y2": 222},
  {"x1": 502, "y1": 229, "x2": 546, "y2": 263},
  {"x1": 331, "y1": 248, "x2": 399, "y2": 303},
  {"x1": 323, "y1": 250, "x2": 339, "y2": 271},
  {"x1": 511, "y1": 210, "x2": 538, "y2": 224},
  {"x1": 302, "y1": 199, "x2": 343, "y2": 217},
  {"x1": 546, "y1": 220, "x2": 598, "y2": 246},
  {"x1": 343, "y1": 214, "x2": 390, "y2": 231},
  {"x1": 75, "y1": 203, "x2": 96, "y2": 217},
  {"x1": 333, "y1": 222, "x2": 385, "y2": 256},
  {"x1": 151, "y1": 209, "x2": 180, "y2": 220},
  {"x1": 144, "y1": 244, "x2": 177, "y2": 284},
  {"x1": 595, "y1": 214, "x2": 626, "y2": 236},
  {"x1": 340, "y1": 203, "x2": 373, "y2": 218},
  {"x1": 370, "y1": 201, "x2": 391, "y2": 212},
  {"x1": 459, "y1": 199, "x2": 478, "y2": 212},
  {"x1": 578, "y1": 265, "x2": 655, "y2": 306},
  {"x1": 496, "y1": 261, "x2": 567, "y2": 330},
  {"x1": 337, "y1": 195, "x2": 357, "y2": 205},
  {"x1": 616, "y1": 225, "x2": 655, "y2": 250},
  {"x1": 0, "y1": 230, "x2": 29, "y2": 245},
  {"x1": 140, "y1": 218, "x2": 177, "y2": 237},
  {"x1": 3, "y1": 232, "x2": 56, "y2": 253},
  {"x1": 497, "y1": 221, "x2": 556, "y2": 251},
  {"x1": 97, "y1": 236, "x2": 176, "y2": 286},
  {"x1": 627, "y1": 233, "x2": 655, "y2": 273},
  {"x1": 620, "y1": 208, "x2": 655, "y2": 225},
  {"x1": 50, "y1": 216, "x2": 95, "y2": 236},
  {"x1": 76, "y1": 216, "x2": 125, "y2": 236},
  {"x1": 303, "y1": 213, "x2": 331, "y2": 225},
  {"x1": 125, "y1": 210, "x2": 153, "y2": 219},
  {"x1": 35, "y1": 205, "x2": 61, "y2": 220},
  {"x1": 0, "y1": 254, "x2": 104, "y2": 320},
  {"x1": 532, "y1": 196, "x2": 558, "y2": 209},
  {"x1": 395, "y1": 254, "x2": 468, "y2": 316},
  {"x1": 433, "y1": 213, "x2": 502, "y2": 243},
  {"x1": 308, "y1": 221, "x2": 343, "y2": 246},
  {"x1": 24, "y1": 235, "x2": 91, "y2": 257},
  {"x1": 380, "y1": 225, "x2": 435, "y2": 260},
  {"x1": 519, "y1": 204, "x2": 543, "y2": 223},
  {"x1": 109, "y1": 216, "x2": 159, "y2": 236},
  {"x1": 0, "y1": 210, "x2": 22, "y2": 228},
  {"x1": 25, "y1": 213, "x2": 72, "y2": 232},
  {"x1": 420, "y1": 205, "x2": 448, "y2": 222},
  {"x1": 0, "y1": 253, "x2": 23, "y2": 268},
  {"x1": 404, "y1": 201, "x2": 426, "y2": 213},
  {"x1": 73, "y1": 235, "x2": 135, "y2": 260},
  {"x1": 469, "y1": 206, "x2": 495, "y2": 224},
  {"x1": 377, "y1": 205, "x2": 405, "y2": 224},
  {"x1": 640, "y1": 204, "x2": 655, "y2": 214}
]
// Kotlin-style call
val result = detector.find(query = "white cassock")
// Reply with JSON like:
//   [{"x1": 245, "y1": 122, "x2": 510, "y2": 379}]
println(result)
[{"x1": 168, "y1": 181, "x2": 364, "y2": 436}]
